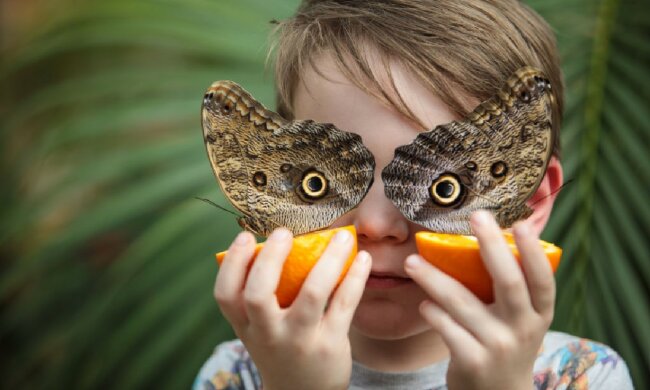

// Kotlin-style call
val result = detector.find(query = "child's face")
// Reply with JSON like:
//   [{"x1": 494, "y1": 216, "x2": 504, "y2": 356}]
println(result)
[{"x1": 293, "y1": 53, "x2": 475, "y2": 340}]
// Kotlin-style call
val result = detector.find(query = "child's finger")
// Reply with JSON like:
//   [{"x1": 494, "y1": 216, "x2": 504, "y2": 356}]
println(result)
[
  {"x1": 404, "y1": 254, "x2": 501, "y2": 343},
  {"x1": 243, "y1": 228, "x2": 292, "y2": 324},
  {"x1": 471, "y1": 211, "x2": 530, "y2": 315},
  {"x1": 288, "y1": 229, "x2": 355, "y2": 328},
  {"x1": 512, "y1": 221, "x2": 556, "y2": 319},
  {"x1": 324, "y1": 251, "x2": 371, "y2": 334},
  {"x1": 214, "y1": 231, "x2": 257, "y2": 327},
  {"x1": 419, "y1": 300, "x2": 484, "y2": 363}
]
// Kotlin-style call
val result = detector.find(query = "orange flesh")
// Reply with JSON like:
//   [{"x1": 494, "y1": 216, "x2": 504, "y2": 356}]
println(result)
[
  {"x1": 216, "y1": 226, "x2": 357, "y2": 308},
  {"x1": 215, "y1": 227, "x2": 562, "y2": 307},
  {"x1": 415, "y1": 231, "x2": 562, "y2": 303}
]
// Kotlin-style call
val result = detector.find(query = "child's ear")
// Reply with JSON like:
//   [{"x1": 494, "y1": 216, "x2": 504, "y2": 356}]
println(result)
[{"x1": 526, "y1": 156, "x2": 564, "y2": 235}]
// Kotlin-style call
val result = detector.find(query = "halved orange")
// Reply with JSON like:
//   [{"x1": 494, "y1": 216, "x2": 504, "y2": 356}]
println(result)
[
  {"x1": 216, "y1": 225, "x2": 357, "y2": 308},
  {"x1": 415, "y1": 231, "x2": 562, "y2": 303}
]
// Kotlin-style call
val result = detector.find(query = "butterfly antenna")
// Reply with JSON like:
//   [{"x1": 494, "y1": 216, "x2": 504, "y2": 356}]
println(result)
[
  {"x1": 529, "y1": 178, "x2": 574, "y2": 207},
  {"x1": 194, "y1": 197, "x2": 241, "y2": 218}
]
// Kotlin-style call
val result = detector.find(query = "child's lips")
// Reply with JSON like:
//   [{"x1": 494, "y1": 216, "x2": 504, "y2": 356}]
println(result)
[{"x1": 366, "y1": 271, "x2": 413, "y2": 289}]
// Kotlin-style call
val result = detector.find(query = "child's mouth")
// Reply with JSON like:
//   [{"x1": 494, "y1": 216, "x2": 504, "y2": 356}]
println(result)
[{"x1": 366, "y1": 272, "x2": 413, "y2": 289}]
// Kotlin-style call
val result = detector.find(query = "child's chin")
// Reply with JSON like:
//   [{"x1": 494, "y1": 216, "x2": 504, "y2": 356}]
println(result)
[{"x1": 351, "y1": 298, "x2": 431, "y2": 340}]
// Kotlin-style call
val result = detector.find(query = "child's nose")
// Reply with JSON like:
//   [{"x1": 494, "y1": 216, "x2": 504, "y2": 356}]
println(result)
[{"x1": 353, "y1": 179, "x2": 410, "y2": 244}]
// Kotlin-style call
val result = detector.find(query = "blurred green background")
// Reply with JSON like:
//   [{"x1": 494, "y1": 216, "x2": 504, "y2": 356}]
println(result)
[{"x1": 1, "y1": 0, "x2": 648, "y2": 388}]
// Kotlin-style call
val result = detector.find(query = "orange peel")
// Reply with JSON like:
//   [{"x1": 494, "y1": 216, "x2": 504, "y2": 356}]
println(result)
[{"x1": 416, "y1": 231, "x2": 562, "y2": 303}]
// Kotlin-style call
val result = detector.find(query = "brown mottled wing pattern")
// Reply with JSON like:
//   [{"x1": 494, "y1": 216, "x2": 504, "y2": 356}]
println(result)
[
  {"x1": 381, "y1": 67, "x2": 556, "y2": 234},
  {"x1": 201, "y1": 81, "x2": 375, "y2": 236}
]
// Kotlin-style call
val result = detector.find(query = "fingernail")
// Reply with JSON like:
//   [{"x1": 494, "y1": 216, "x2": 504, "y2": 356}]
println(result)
[
  {"x1": 357, "y1": 251, "x2": 370, "y2": 264},
  {"x1": 269, "y1": 228, "x2": 291, "y2": 241},
  {"x1": 405, "y1": 254, "x2": 422, "y2": 269},
  {"x1": 332, "y1": 230, "x2": 351, "y2": 244},
  {"x1": 234, "y1": 232, "x2": 249, "y2": 245},
  {"x1": 420, "y1": 300, "x2": 438, "y2": 314}
]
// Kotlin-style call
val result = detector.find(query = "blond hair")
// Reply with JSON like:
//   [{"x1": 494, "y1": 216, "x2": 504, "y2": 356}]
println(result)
[{"x1": 272, "y1": 0, "x2": 564, "y2": 156}]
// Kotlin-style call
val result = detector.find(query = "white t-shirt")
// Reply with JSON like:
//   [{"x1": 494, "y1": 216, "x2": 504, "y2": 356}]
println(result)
[{"x1": 193, "y1": 331, "x2": 634, "y2": 389}]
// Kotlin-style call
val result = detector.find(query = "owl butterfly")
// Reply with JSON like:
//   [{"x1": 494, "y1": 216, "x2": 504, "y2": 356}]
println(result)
[
  {"x1": 382, "y1": 67, "x2": 558, "y2": 235},
  {"x1": 201, "y1": 81, "x2": 375, "y2": 237}
]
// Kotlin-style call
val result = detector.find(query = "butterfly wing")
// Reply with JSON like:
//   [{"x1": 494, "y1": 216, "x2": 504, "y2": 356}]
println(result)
[
  {"x1": 202, "y1": 81, "x2": 375, "y2": 236},
  {"x1": 381, "y1": 67, "x2": 556, "y2": 234}
]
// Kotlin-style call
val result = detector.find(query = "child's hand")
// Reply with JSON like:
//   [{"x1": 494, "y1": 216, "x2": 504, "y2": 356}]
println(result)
[
  {"x1": 405, "y1": 210, "x2": 555, "y2": 390},
  {"x1": 214, "y1": 228, "x2": 371, "y2": 390}
]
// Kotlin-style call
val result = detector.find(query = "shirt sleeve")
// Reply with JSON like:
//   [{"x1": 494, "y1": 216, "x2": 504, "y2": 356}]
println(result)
[
  {"x1": 193, "y1": 339, "x2": 262, "y2": 390},
  {"x1": 580, "y1": 354, "x2": 634, "y2": 390},
  {"x1": 533, "y1": 332, "x2": 634, "y2": 389}
]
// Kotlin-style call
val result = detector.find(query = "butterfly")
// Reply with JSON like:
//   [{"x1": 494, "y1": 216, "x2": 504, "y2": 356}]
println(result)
[
  {"x1": 201, "y1": 81, "x2": 376, "y2": 237},
  {"x1": 381, "y1": 67, "x2": 558, "y2": 234}
]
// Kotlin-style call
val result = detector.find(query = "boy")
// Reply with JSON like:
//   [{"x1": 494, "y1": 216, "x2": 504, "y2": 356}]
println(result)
[{"x1": 195, "y1": 1, "x2": 633, "y2": 389}]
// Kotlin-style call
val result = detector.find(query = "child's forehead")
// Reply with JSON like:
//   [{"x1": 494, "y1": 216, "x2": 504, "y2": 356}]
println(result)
[{"x1": 295, "y1": 51, "x2": 475, "y2": 130}]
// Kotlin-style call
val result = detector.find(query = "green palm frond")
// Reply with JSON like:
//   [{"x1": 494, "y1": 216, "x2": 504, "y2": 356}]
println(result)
[
  {"x1": 1, "y1": 1, "x2": 299, "y2": 388},
  {"x1": 532, "y1": 0, "x2": 650, "y2": 387},
  {"x1": 1, "y1": 0, "x2": 648, "y2": 388}
]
